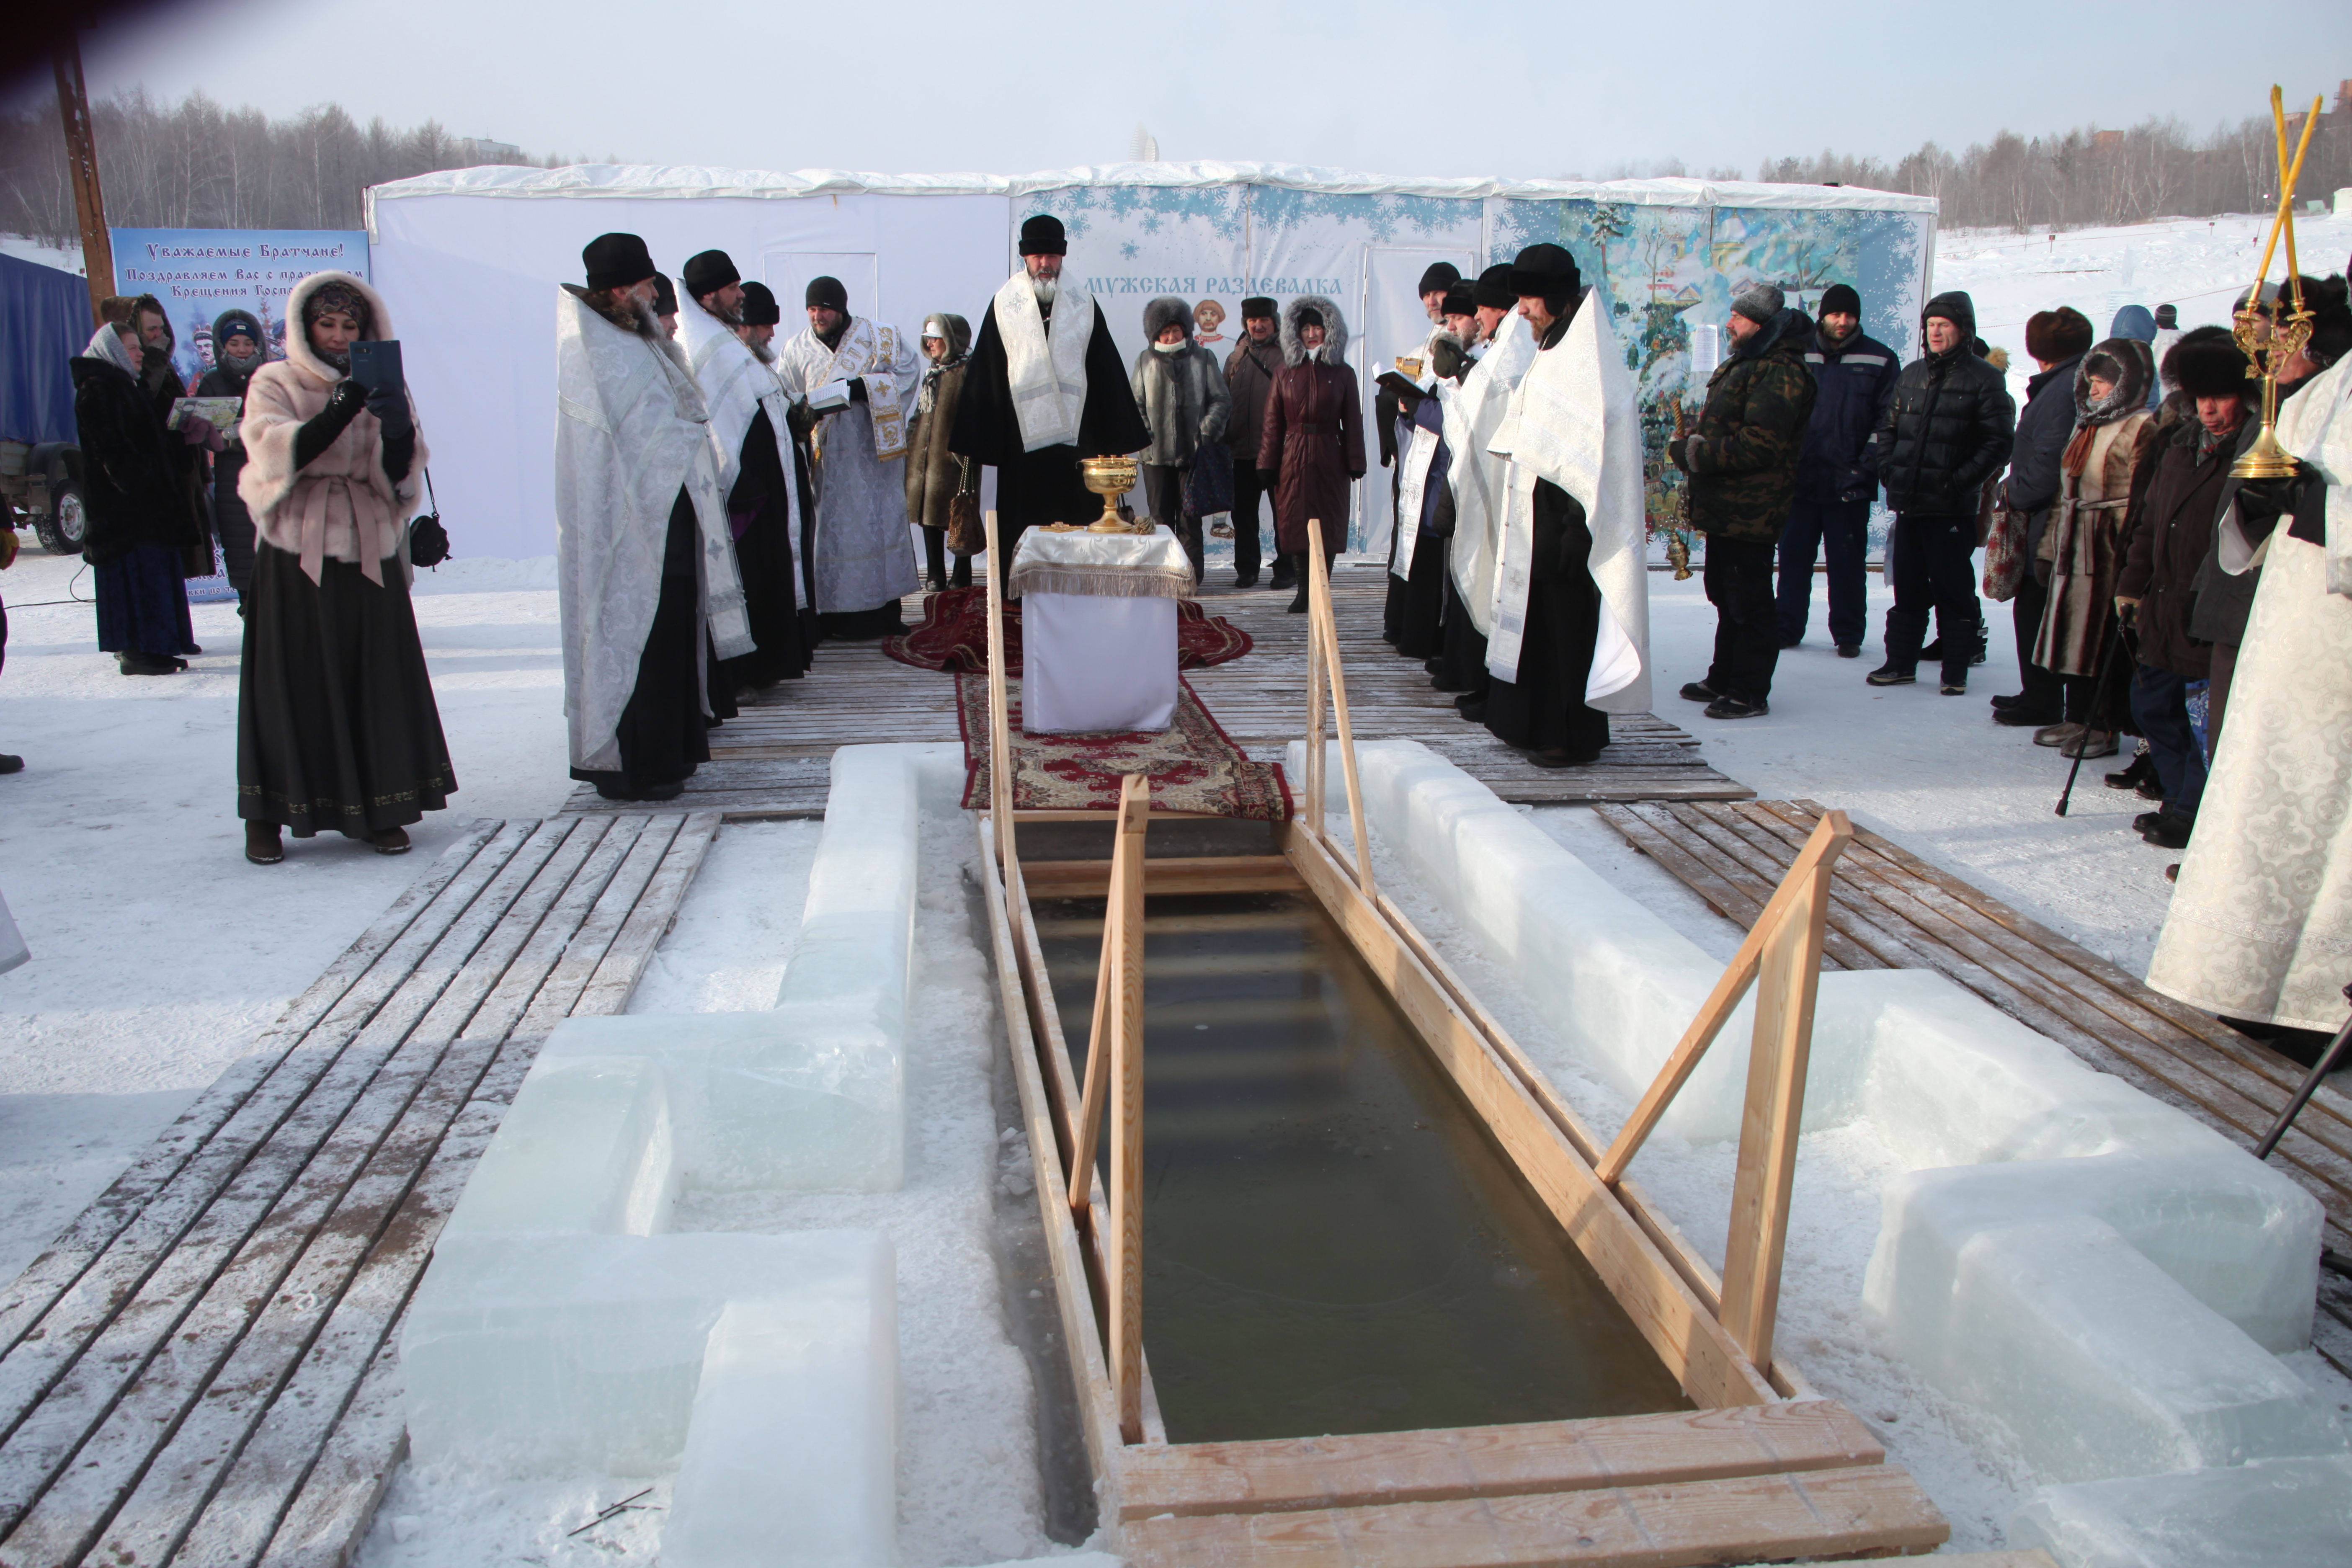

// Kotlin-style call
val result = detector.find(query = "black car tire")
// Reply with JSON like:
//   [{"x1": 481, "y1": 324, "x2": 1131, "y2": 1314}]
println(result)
[{"x1": 34, "y1": 480, "x2": 87, "y2": 557}]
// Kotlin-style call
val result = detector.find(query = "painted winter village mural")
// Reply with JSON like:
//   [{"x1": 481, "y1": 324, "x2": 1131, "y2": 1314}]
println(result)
[{"x1": 1024, "y1": 181, "x2": 1932, "y2": 554}]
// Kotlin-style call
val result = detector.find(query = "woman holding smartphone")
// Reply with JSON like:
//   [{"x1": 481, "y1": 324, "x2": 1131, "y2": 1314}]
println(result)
[{"x1": 233, "y1": 270, "x2": 453, "y2": 864}]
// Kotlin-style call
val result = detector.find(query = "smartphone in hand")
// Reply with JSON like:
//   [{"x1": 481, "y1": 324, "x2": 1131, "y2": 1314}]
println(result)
[{"x1": 348, "y1": 339, "x2": 404, "y2": 396}]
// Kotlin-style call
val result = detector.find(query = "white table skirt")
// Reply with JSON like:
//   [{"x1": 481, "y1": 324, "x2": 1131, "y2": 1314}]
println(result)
[{"x1": 1022, "y1": 594, "x2": 1179, "y2": 733}]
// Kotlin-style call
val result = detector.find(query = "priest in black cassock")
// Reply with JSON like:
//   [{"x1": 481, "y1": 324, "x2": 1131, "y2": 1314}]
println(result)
[
  {"x1": 951, "y1": 214, "x2": 1149, "y2": 590},
  {"x1": 677, "y1": 250, "x2": 812, "y2": 695}
]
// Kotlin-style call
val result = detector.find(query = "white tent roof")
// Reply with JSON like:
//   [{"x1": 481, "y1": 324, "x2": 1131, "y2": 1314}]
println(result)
[{"x1": 366, "y1": 160, "x2": 1937, "y2": 231}]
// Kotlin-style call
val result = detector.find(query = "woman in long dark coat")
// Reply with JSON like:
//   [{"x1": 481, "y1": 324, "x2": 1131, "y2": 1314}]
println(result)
[
  {"x1": 71, "y1": 321, "x2": 209, "y2": 673},
  {"x1": 194, "y1": 307, "x2": 270, "y2": 606},
  {"x1": 1258, "y1": 295, "x2": 1366, "y2": 612},
  {"x1": 235, "y1": 271, "x2": 453, "y2": 865}
]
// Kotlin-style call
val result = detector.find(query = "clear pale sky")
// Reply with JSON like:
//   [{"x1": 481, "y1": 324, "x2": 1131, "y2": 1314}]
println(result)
[{"x1": 19, "y1": 0, "x2": 2352, "y2": 182}]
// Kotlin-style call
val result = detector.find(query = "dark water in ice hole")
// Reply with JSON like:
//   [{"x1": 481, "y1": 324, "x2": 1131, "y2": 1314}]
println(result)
[{"x1": 1034, "y1": 890, "x2": 1692, "y2": 1444}]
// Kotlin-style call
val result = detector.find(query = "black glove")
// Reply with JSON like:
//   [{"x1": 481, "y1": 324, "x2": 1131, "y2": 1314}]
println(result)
[
  {"x1": 293, "y1": 379, "x2": 369, "y2": 470},
  {"x1": 848, "y1": 377, "x2": 869, "y2": 405},
  {"x1": 1258, "y1": 467, "x2": 1279, "y2": 487},
  {"x1": 1665, "y1": 436, "x2": 1691, "y2": 472},
  {"x1": 364, "y1": 378, "x2": 412, "y2": 441}
]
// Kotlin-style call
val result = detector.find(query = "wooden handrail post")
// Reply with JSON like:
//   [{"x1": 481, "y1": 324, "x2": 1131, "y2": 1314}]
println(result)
[
  {"x1": 1596, "y1": 810, "x2": 1852, "y2": 1188},
  {"x1": 1302, "y1": 521, "x2": 1328, "y2": 842},
  {"x1": 1104, "y1": 773, "x2": 1151, "y2": 1442},
  {"x1": 1069, "y1": 933, "x2": 1114, "y2": 1212},
  {"x1": 1717, "y1": 811, "x2": 1849, "y2": 1371},
  {"x1": 983, "y1": 509, "x2": 1016, "y2": 881},
  {"x1": 1308, "y1": 542, "x2": 1375, "y2": 899}
]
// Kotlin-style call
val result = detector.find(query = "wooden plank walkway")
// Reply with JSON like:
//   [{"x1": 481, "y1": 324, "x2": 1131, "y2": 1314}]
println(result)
[
  {"x1": 1593, "y1": 797, "x2": 2352, "y2": 1377},
  {"x1": 560, "y1": 564, "x2": 1750, "y2": 817},
  {"x1": 0, "y1": 811, "x2": 719, "y2": 1568}
]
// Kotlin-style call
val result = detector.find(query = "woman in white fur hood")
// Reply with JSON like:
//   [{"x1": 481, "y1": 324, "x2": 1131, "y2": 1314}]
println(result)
[{"x1": 233, "y1": 270, "x2": 453, "y2": 865}]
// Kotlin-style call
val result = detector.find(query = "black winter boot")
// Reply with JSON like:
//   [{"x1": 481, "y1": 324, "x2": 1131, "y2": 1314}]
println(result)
[{"x1": 1287, "y1": 554, "x2": 1310, "y2": 614}]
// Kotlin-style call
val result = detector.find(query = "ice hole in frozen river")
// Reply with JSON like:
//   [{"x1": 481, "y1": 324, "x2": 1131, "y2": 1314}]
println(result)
[{"x1": 401, "y1": 741, "x2": 2350, "y2": 1568}]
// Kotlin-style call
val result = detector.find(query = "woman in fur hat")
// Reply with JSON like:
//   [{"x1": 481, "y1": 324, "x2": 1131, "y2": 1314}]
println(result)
[
  {"x1": 234, "y1": 271, "x2": 452, "y2": 864},
  {"x1": 1130, "y1": 295, "x2": 1230, "y2": 582},
  {"x1": 906, "y1": 312, "x2": 976, "y2": 591},
  {"x1": 194, "y1": 307, "x2": 270, "y2": 605},
  {"x1": 1258, "y1": 296, "x2": 1365, "y2": 612},
  {"x1": 71, "y1": 317, "x2": 210, "y2": 674}
]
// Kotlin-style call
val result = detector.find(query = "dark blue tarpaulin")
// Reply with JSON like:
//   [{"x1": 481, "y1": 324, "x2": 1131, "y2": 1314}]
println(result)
[{"x1": 1, "y1": 251, "x2": 93, "y2": 446}]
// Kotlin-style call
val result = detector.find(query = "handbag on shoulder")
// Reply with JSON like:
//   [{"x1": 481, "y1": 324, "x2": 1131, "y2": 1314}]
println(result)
[{"x1": 409, "y1": 469, "x2": 452, "y2": 569}]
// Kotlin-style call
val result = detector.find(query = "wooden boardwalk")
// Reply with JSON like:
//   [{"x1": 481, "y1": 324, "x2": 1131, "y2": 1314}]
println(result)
[
  {"x1": 1594, "y1": 797, "x2": 2352, "y2": 1378},
  {"x1": 0, "y1": 812, "x2": 717, "y2": 1568},
  {"x1": 560, "y1": 564, "x2": 1750, "y2": 817}
]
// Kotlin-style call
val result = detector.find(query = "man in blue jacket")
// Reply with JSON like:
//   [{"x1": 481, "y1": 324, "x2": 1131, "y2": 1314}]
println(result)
[{"x1": 1775, "y1": 284, "x2": 1898, "y2": 657}]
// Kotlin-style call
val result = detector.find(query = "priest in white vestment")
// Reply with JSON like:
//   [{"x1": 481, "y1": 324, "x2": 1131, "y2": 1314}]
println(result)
[
  {"x1": 554, "y1": 232, "x2": 751, "y2": 802},
  {"x1": 951, "y1": 214, "x2": 1151, "y2": 594},
  {"x1": 677, "y1": 250, "x2": 811, "y2": 687},
  {"x1": 2148, "y1": 298, "x2": 2352, "y2": 1036},
  {"x1": 775, "y1": 275, "x2": 921, "y2": 639},
  {"x1": 1480, "y1": 244, "x2": 1650, "y2": 768},
  {"x1": 1435, "y1": 268, "x2": 1537, "y2": 704}
]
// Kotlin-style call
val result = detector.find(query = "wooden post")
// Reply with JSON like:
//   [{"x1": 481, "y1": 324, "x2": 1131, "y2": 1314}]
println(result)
[
  {"x1": 1301, "y1": 521, "x2": 1327, "y2": 841},
  {"x1": 1069, "y1": 932, "x2": 1113, "y2": 1212},
  {"x1": 983, "y1": 510, "x2": 1016, "y2": 879},
  {"x1": 1596, "y1": 810, "x2": 1852, "y2": 1189},
  {"x1": 1105, "y1": 773, "x2": 1150, "y2": 1443},
  {"x1": 53, "y1": 34, "x2": 113, "y2": 324},
  {"x1": 1716, "y1": 812, "x2": 1847, "y2": 1371},
  {"x1": 1308, "y1": 542, "x2": 1375, "y2": 899}
]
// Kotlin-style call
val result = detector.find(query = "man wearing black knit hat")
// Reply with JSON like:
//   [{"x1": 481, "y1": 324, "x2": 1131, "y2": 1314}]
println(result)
[
  {"x1": 676, "y1": 248, "x2": 812, "y2": 689},
  {"x1": 738, "y1": 282, "x2": 781, "y2": 360},
  {"x1": 555, "y1": 232, "x2": 753, "y2": 801},
  {"x1": 776, "y1": 273, "x2": 921, "y2": 638},
  {"x1": 1777, "y1": 281, "x2": 1896, "y2": 660},
  {"x1": 1480, "y1": 243, "x2": 1652, "y2": 766},
  {"x1": 1224, "y1": 296, "x2": 1284, "y2": 588},
  {"x1": 952, "y1": 213, "x2": 1149, "y2": 591}
]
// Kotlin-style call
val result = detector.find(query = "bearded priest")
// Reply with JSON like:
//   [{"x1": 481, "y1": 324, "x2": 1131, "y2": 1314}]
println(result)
[
  {"x1": 775, "y1": 274, "x2": 921, "y2": 639},
  {"x1": 677, "y1": 250, "x2": 811, "y2": 689},
  {"x1": 554, "y1": 233, "x2": 753, "y2": 802},
  {"x1": 952, "y1": 214, "x2": 1150, "y2": 590},
  {"x1": 1480, "y1": 244, "x2": 1652, "y2": 769}
]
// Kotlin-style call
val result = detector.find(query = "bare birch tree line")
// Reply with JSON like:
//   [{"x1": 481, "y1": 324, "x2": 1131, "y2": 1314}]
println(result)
[
  {"x1": 1760, "y1": 92, "x2": 2351, "y2": 233},
  {"x1": 0, "y1": 86, "x2": 601, "y2": 242}
]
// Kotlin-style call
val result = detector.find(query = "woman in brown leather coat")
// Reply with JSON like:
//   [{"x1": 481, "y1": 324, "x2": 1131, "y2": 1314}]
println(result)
[{"x1": 1257, "y1": 294, "x2": 1365, "y2": 611}]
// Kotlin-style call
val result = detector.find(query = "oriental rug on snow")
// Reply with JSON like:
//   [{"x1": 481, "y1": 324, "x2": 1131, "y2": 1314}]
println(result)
[
  {"x1": 956, "y1": 673, "x2": 1292, "y2": 822},
  {"x1": 885, "y1": 586, "x2": 1252, "y2": 675}
]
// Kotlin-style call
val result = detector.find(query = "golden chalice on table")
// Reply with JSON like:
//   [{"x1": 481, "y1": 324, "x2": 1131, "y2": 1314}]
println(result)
[{"x1": 1080, "y1": 455, "x2": 1145, "y2": 532}]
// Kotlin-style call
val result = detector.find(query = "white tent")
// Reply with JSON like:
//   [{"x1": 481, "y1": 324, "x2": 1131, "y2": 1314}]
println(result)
[{"x1": 366, "y1": 163, "x2": 1936, "y2": 561}]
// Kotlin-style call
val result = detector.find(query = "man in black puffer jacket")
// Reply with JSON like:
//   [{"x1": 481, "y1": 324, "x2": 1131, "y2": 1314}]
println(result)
[
  {"x1": 1991, "y1": 306, "x2": 2092, "y2": 728},
  {"x1": 1865, "y1": 290, "x2": 2015, "y2": 694}
]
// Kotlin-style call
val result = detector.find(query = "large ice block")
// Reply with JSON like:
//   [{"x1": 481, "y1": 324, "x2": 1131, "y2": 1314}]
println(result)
[
  {"x1": 2009, "y1": 1456, "x2": 2352, "y2": 1567},
  {"x1": 664, "y1": 1259, "x2": 898, "y2": 1568},
  {"x1": 402, "y1": 1231, "x2": 893, "y2": 1478},
  {"x1": 439, "y1": 1050, "x2": 675, "y2": 1237}
]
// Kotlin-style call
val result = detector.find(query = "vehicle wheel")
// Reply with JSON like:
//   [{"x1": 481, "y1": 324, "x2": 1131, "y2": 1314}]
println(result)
[{"x1": 34, "y1": 481, "x2": 86, "y2": 557}]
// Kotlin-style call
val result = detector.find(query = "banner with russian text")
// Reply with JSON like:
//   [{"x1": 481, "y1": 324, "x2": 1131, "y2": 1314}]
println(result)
[{"x1": 109, "y1": 229, "x2": 371, "y2": 386}]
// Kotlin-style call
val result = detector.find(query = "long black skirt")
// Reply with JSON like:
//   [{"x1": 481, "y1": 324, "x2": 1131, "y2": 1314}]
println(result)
[
  {"x1": 1434, "y1": 569, "x2": 1490, "y2": 698},
  {"x1": 95, "y1": 544, "x2": 196, "y2": 657},
  {"x1": 573, "y1": 489, "x2": 709, "y2": 799},
  {"x1": 238, "y1": 543, "x2": 455, "y2": 835},
  {"x1": 1483, "y1": 485, "x2": 1612, "y2": 761},
  {"x1": 1384, "y1": 526, "x2": 1448, "y2": 660}
]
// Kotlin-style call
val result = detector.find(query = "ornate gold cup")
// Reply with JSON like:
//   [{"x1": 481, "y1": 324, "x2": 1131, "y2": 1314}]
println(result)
[{"x1": 1080, "y1": 455, "x2": 1142, "y2": 532}]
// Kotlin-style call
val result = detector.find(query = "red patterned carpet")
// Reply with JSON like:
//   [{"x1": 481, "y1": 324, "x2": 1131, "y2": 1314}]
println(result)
[
  {"x1": 885, "y1": 586, "x2": 1253, "y2": 675},
  {"x1": 956, "y1": 673, "x2": 1292, "y2": 822}
]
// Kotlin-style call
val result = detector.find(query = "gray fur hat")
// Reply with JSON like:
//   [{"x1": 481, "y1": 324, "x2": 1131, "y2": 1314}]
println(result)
[
  {"x1": 1142, "y1": 296, "x2": 1195, "y2": 343},
  {"x1": 1280, "y1": 294, "x2": 1349, "y2": 366},
  {"x1": 1731, "y1": 281, "x2": 1785, "y2": 326}
]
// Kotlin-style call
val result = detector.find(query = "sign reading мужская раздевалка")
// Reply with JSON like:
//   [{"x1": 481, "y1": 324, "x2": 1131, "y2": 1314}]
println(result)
[{"x1": 110, "y1": 228, "x2": 371, "y2": 386}]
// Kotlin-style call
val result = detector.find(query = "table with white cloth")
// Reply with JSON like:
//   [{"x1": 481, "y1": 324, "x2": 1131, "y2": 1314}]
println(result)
[{"x1": 1009, "y1": 526, "x2": 1193, "y2": 733}]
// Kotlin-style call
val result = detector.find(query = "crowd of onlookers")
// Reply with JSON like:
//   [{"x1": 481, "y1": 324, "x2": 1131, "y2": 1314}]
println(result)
[{"x1": 1666, "y1": 267, "x2": 2352, "y2": 874}]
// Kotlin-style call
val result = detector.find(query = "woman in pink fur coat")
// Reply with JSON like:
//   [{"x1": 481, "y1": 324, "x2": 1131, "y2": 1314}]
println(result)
[{"x1": 233, "y1": 271, "x2": 454, "y2": 865}]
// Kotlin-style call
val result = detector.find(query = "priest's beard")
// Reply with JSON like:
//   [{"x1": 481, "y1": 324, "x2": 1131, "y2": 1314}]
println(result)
[
  {"x1": 747, "y1": 337, "x2": 776, "y2": 364},
  {"x1": 704, "y1": 296, "x2": 745, "y2": 328},
  {"x1": 1031, "y1": 277, "x2": 1059, "y2": 306}
]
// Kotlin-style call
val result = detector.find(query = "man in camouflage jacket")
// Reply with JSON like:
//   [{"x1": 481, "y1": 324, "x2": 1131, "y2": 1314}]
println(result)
[{"x1": 1667, "y1": 283, "x2": 1818, "y2": 717}]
